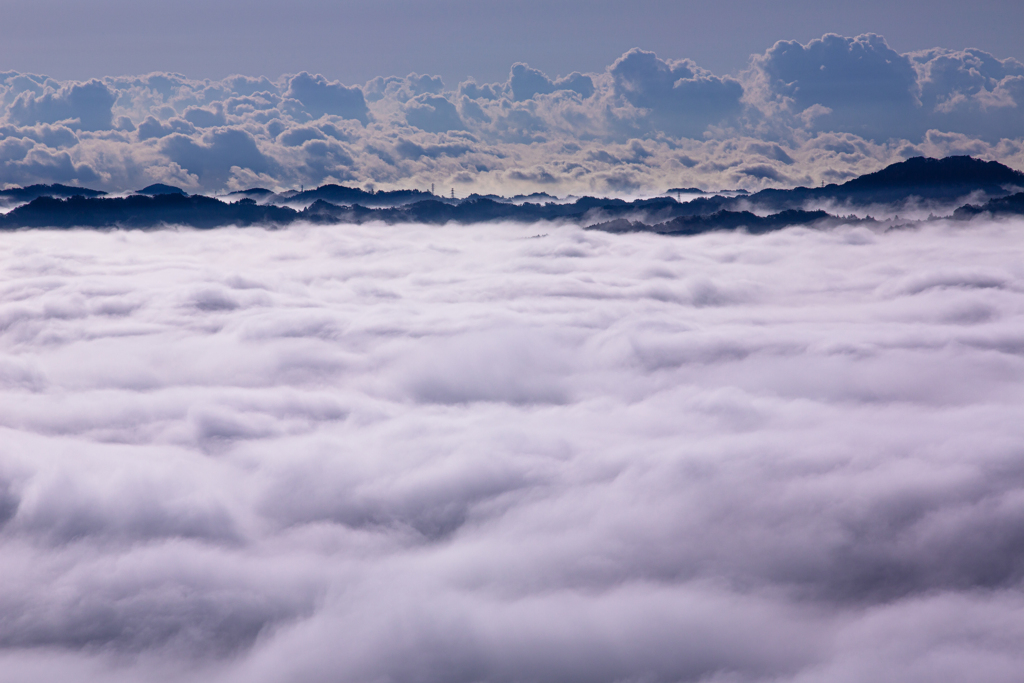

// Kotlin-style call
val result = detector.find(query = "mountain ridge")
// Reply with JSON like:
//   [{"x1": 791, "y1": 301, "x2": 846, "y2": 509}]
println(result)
[{"x1": 2, "y1": 156, "x2": 1023, "y2": 233}]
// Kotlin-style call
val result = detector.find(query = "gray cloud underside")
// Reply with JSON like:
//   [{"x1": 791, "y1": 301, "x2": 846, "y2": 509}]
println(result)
[
  {"x1": 1, "y1": 33, "x2": 1023, "y2": 196},
  {"x1": 1, "y1": 217, "x2": 1023, "y2": 682}
]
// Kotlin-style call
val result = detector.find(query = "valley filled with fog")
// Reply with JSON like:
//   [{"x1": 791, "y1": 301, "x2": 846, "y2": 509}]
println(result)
[{"x1": 0, "y1": 218, "x2": 1022, "y2": 682}]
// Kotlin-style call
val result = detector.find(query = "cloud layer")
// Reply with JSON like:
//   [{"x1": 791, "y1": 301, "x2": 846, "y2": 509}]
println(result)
[
  {"x1": 1, "y1": 217, "x2": 1023, "y2": 681},
  {"x1": 1, "y1": 33, "x2": 1023, "y2": 195}
]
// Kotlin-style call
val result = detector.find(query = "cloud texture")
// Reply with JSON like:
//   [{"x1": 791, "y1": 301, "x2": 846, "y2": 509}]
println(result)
[
  {"x1": 1, "y1": 33, "x2": 1023, "y2": 195},
  {"x1": 1, "y1": 216, "x2": 1023, "y2": 681}
]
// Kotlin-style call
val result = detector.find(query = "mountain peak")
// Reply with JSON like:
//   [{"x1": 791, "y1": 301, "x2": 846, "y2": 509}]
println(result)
[
  {"x1": 137, "y1": 183, "x2": 187, "y2": 196},
  {"x1": 843, "y1": 156, "x2": 1024, "y2": 190}
]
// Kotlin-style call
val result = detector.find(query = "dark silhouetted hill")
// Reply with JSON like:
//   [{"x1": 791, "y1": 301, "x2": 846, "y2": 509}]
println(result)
[
  {"x1": 137, "y1": 183, "x2": 187, "y2": 196},
  {"x1": 845, "y1": 156, "x2": 1024, "y2": 190},
  {"x1": 0, "y1": 184, "x2": 105, "y2": 207},
  {"x1": 2, "y1": 194, "x2": 297, "y2": 229},
  {"x1": 1, "y1": 156, "x2": 1021, "y2": 232},
  {"x1": 590, "y1": 210, "x2": 836, "y2": 235},
  {"x1": 954, "y1": 191, "x2": 1024, "y2": 219},
  {"x1": 226, "y1": 188, "x2": 274, "y2": 198},
  {"x1": 746, "y1": 156, "x2": 1024, "y2": 209},
  {"x1": 283, "y1": 184, "x2": 435, "y2": 208}
]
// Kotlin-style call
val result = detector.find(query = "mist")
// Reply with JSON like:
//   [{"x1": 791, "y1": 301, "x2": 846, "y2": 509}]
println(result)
[{"x1": 0, "y1": 217, "x2": 1022, "y2": 682}]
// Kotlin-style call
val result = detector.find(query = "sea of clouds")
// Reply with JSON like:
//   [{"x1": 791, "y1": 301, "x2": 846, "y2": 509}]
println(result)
[
  {"x1": 1, "y1": 216, "x2": 1022, "y2": 682},
  {"x1": 2, "y1": 33, "x2": 1024, "y2": 196}
]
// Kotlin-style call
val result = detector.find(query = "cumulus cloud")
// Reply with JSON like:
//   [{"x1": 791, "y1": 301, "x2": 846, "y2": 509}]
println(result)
[
  {"x1": 0, "y1": 218, "x2": 1022, "y2": 682},
  {"x1": 747, "y1": 34, "x2": 1024, "y2": 144},
  {"x1": 0, "y1": 36, "x2": 1021, "y2": 197},
  {"x1": 137, "y1": 115, "x2": 196, "y2": 140},
  {"x1": 365, "y1": 73, "x2": 445, "y2": 103},
  {"x1": 404, "y1": 93, "x2": 464, "y2": 132},
  {"x1": 509, "y1": 63, "x2": 595, "y2": 101},
  {"x1": 283, "y1": 71, "x2": 368, "y2": 123},
  {"x1": 609, "y1": 48, "x2": 745, "y2": 137},
  {"x1": 160, "y1": 128, "x2": 278, "y2": 188},
  {"x1": 750, "y1": 33, "x2": 920, "y2": 140},
  {"x1": 183, "y1": 104, "x2": 227, "y2": 128},
  {"x1": 8, "y1": 79, "x2": 116, "y2": 131},
  {"x1": 458, "y1": 78, "x2": 505, "y2": 101},
  {"x1": 911, "y1": 47, "x2": 1024, "y2": 141}
]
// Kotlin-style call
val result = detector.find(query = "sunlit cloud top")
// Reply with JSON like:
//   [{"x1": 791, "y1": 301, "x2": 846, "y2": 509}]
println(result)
[{"x1": 2, "y1": 34, "x2": 1023, "y2": 195}]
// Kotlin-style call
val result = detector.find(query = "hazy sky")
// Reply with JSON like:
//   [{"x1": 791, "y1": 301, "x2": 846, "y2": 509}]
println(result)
[{"x1": 2, "y1": 0, "x2": 1022, "y2": 84}]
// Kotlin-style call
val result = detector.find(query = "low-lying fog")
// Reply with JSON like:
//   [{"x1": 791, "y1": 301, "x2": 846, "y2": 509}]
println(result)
[{"x1": 1, "y1": 218, "x2": 1022, "y2": 682}]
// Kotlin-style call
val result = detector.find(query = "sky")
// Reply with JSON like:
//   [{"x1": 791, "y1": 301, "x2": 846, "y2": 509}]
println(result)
[
  {"x1": 2, "y1": 0, "x2": 1022, "y2": 85},
  {"x1": 1, "y1": 0, "x2": 1023, "y2": 195}
]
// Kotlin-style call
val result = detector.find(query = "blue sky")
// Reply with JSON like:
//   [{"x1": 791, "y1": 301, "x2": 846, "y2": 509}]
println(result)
[{"x1": 3, "y1": 0, "x2": 1021, "y2": 84}]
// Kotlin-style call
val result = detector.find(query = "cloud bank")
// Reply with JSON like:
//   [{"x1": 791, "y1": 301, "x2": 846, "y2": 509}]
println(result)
[
  {"x1": 1, "y1": 33, "x2": 1023, "y2": 195},
  {"x1": 0, "y1": 217, "x2": 1023, "y2": 681}
]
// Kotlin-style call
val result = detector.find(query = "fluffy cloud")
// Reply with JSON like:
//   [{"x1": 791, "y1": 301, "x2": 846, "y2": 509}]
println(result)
[
  {"x1": 0, "y1": 36, "x2": 1021, "y2": 195},
  {"x1": 750, "y1": 33, "x2": 920, "y2": 140},
  {"x1": 404, "y1": 94, "x2": 464, "y2": 133},
  {"x1": 0, "y1": 127, "x2": 100, "y2": 187},
  {"x1": 911, "y1": 47, "x2": 1024, "y2": 141},
  {"x1": 0, "y1": 218, "x2": 1023, "y2": 681},
  {"x1": 8, "y1": 79, "x2": 116, "y2": 131},
  {"x1": 509, "y1": 63, "x2": 595, "y2": 101},
  {"x1": 365, "y1": 73, "x2": 445, "y2": 103},
  {"x1": 161, "y1": 128, "x2": 278, "y2": 187},
  {"x1": 137, "y1": 115, "x2": 196, "y2": 140},
  {"x1": 609, "y1": 48, "x2": 744, "y2": 137},
  {"x1": 748, "y1": 34, "x2": 1024, "y2": 144},
  {"x1": 283, "y1": 71, "x2": 368, "y2": 123}
]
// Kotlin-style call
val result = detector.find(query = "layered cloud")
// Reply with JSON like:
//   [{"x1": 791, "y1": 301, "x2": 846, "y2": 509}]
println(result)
[
  {"x1": 0, "y1": 34, "x2": 1023, "y2": 195},
  {"x1": 1, "y1": 217, "x2": 1023, "y2": 681},
  {"x1": 748, "y1": 34, "x2": 1024, "y2": 143}
]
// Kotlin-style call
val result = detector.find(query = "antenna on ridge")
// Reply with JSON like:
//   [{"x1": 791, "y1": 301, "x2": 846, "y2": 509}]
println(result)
[
  {"x1": 431, "y1": 183, "x2": 434, "y2": 195},
  {"x1": 451, "y1": 188, "x2": 455, "y2": 200}
]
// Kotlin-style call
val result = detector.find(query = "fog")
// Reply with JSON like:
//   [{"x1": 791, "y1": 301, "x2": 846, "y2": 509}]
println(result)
[{"x1": 1, "y1": 218, "x2": 1022, "y2": 682}]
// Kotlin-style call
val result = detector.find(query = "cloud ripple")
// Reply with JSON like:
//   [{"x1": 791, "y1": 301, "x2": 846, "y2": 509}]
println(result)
[{"x1": 0, "y1": 218, "x2": 1022, "y2": 681}]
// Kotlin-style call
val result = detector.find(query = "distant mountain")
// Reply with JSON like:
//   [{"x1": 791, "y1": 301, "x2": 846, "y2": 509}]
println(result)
[
  {"x1": 2, "y1": 194, "x2": 295, "y2": 229},
  {"x1": 954, "y1": 191, "x2": 1024, "y2": 219},
  {"x1": 281, "y1": 184, "x2": 435, "y2": 208},
  {"x1": 590, "y1": 210, "x2": 838, "y2": 235},
  {"x1": 746, "y1": 155, "x2": 1024, "y2": 209},
  {"x1": 1, "y1": 156, "x2": 1022, "y2": 232},
  {"x1": 843, "y1": 155, "x2": 1024, "y2": 190},
  {"x1": 225, "y1": 187, "x2": 274, "y2": 198},
  {"x1": 0, "y1": 192, "x2": 852, "y2": 234},
  {"x1": 509, "y1": 192, "x2": 559, "y2": 203},
  {"x1": 0, "y1": 183, "x2": 105, "y2": 207},
  {"x1": 137, "y1": 184, "x2": 187, "y2": 196}
]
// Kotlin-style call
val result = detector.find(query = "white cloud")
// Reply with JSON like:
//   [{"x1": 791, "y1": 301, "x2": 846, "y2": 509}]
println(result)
[
  {"x1": 0, "y1": 36, "x2": 1021, "y2": 195},
  {"x1": 8, "y1": 79, "x2": 117, "y2": 131},
  {"x1": 0, "y1": 218, "x2": 1022, "y2": 681}
]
